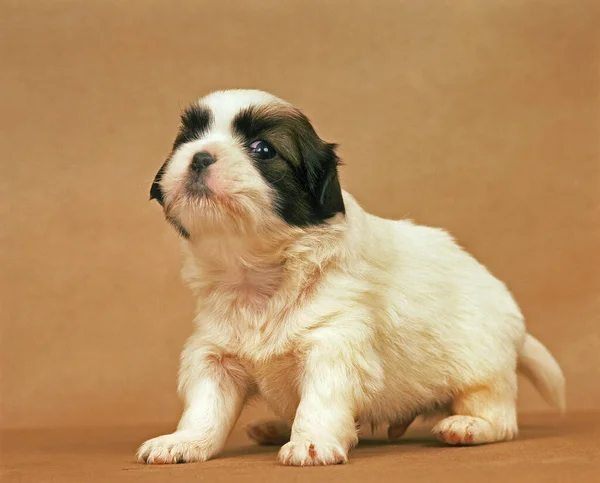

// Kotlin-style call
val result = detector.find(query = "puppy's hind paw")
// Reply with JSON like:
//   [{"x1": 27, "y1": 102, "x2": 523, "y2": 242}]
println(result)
[
  {"x1": 246, "y1": 420, "x2": 291, "y2": 446},
  {"x1": 432, "y1": 415, "x2": 496, "y2": 445}
]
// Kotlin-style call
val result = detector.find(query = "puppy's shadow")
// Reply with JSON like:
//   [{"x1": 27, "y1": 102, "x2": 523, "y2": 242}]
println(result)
[
  {"x1": 218, "y1": 422, "x2": 567, "y2": 461},
  {"x1": 359, "y1": 430, "x2": 443, "y2": 449},
  {"x1": 360, "y1": 437, "x2": 433, "y2": 446},
  {"x1": 220, "y1": 432, "x2": 438, "y2": 462},
  {"x1": 220, "y1": 442, "x2": 280, "y2": 460}
]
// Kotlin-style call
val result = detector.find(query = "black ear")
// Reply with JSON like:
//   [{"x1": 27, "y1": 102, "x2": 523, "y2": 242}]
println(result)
[
  {"x1": 304, "y1": 142, "x2": 345, "y2": 220},
  {"x1": 149, "y1": 162, "x2": 166, "y2": 206}
]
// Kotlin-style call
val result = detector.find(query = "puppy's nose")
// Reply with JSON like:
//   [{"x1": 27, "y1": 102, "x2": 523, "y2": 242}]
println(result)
[{"x1": 190, "y1": 151, "x2": 216, "y2": 173}]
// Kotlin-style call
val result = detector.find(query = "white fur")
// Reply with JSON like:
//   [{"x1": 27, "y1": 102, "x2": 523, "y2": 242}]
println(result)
[{"x1": 137, "y1": 90, "x2": 565, "y2": 466}]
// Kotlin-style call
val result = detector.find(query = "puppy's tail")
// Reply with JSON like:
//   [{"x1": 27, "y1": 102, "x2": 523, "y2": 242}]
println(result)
[{"x1": 517, "y1": 333, "x2": 566, "y2": 412}]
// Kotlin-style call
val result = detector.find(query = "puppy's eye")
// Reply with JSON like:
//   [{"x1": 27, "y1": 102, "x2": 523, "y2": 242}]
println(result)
[{"x1": 250, "y1": 140, "x2": 276, "y2": 160}]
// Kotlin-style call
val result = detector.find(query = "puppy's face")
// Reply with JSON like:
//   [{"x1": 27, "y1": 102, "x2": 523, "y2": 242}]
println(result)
[{"x1": 150, "y1": 90, "x2": 345, "y2": 239}]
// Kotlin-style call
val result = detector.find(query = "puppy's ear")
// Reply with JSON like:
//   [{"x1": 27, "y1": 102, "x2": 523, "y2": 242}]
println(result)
[
  {"x1": 149, "y1": 163, "x2": 166, "y2": 206},
  {"x1": 304, "y1": 141, "x2": 345, "y2": 220}
]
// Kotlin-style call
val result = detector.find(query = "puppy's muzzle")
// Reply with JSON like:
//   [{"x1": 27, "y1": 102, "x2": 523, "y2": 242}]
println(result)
[{"x1": 185, "y1": 151, "x2": 217, "y2": 196}]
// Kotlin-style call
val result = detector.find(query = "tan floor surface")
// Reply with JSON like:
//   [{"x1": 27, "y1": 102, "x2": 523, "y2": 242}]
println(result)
[{"x1": 3, "y1": 412, "x2": 599, "y2": 483}]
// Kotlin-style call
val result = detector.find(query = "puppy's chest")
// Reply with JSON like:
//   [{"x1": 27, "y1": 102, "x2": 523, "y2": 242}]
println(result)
[
  {"x1": 208, "y1": 265, "x2": 283, "y2": 310},
  {"x1": 199, "y1": 270, "x2": 313, "y2": 358},
  {"x1": 242, "y1": 352, "x2": 303, "y2": 417},
  {"x1": 221, "y1": 303, "x2": 306, "y2": 360}
]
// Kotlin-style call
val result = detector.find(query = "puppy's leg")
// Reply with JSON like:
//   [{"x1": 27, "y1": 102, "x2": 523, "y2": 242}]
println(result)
[
  {"x1": 432, "y1": 376, "x2": 518, "y2": 445},
  {"x1": 388, "y1": 415, "x2": 416, "y2": 440},
  {"x1": 137, "y1": 343, "x2": 250, "y2": 464},
  {"x1": 278, "y1": 335, "x2": 365, "y2": 466},
  {"x1": 389, "y1": 403, "x2": 452, "y2": 439},
  {"x1": 246, "y1": 420, "x2": 291, "y2": 445}
]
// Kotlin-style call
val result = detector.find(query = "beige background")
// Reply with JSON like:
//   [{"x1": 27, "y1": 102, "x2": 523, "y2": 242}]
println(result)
[{"x1": 1, "y1": 0, "x2": 599, "y2": 434}]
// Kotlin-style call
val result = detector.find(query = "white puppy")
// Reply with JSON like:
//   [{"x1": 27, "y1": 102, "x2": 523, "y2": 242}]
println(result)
[{"x1": 137, "y1": 89, "x2": 565, "y2": 466}]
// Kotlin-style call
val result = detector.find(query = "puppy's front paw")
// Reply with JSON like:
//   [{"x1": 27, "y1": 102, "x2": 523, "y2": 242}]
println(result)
[
  {"x1": 278, "y1": 440, "x2": 348, "y2": 466},
  {"x1": 137, "y1": 431, "x2": 215, "y2": 464}
]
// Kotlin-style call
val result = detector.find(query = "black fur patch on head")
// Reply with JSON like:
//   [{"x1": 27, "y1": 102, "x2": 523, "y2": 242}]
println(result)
[
  {"x1": 149, "y1": 104, "x2": 213, "y2": 206},
  {"x1": 172, "y1": 105, "x2": 213, "y2": 151},
  {"x1": 232, "y1": 105, "x2": 345, "y2": 226}
]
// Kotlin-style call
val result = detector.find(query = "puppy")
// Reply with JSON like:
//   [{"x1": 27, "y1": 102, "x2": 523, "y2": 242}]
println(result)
[{"x1": 137, "y1": 89, "x2": 565, "y2": 466}]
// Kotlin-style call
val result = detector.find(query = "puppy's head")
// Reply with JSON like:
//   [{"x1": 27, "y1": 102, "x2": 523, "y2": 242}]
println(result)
[{"x1": 150, "y1": 90, "x2": 345, "y2": 239}]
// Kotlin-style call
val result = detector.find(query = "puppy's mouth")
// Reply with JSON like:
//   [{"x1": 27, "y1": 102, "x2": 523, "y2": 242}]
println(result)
[{"x1": 184, "y1": 170, "x2": 212, "y2": 198}]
